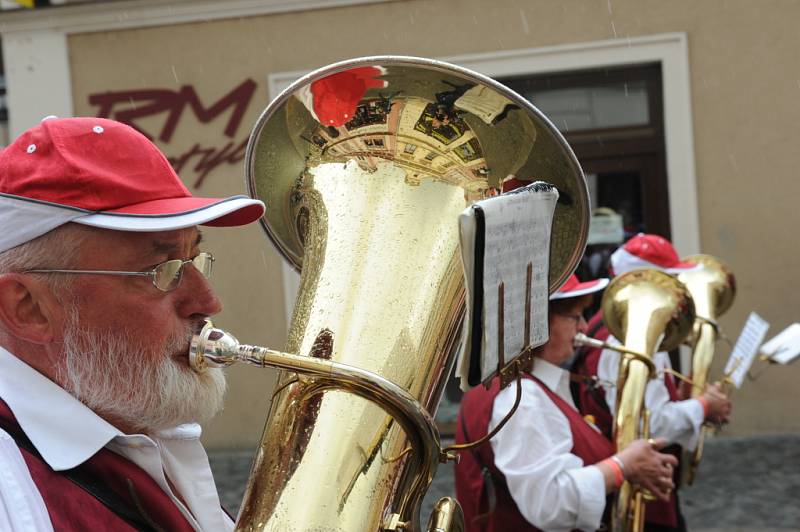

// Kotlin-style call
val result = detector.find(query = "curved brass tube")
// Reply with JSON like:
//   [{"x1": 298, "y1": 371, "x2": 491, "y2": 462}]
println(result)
[
  {"x1": 678, "y1": 255, "x2": 735, "y2": 486},
  {"x1": 600, "y1": 269, "x2": 695, "y2": 532},
  {"x1": 573, "y1": 333, "x2": 656, "y2": 378},
  {"x1": 426, "y1": 497, "x2": 465, "y2": 532},
  {"x1": 190, "y1": 320, "x2": 442, "y2": 530},
  {"x1": 235, "y1": 56, "x2": 588, "y2": 532}
]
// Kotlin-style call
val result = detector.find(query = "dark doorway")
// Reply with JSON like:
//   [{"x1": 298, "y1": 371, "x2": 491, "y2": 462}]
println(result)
[{"x1": 501, "y1": 63, "x2": 670, "y2": 281}]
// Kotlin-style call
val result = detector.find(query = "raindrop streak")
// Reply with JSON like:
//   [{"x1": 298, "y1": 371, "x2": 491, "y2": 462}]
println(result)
[
  {"x1": 610, "y1": 20, "x2": 618, "y2": 38},
  {"x1": 728, "y1": 153, "x2": 739, "y2": 172},
  {"x1": 520, "y1": 10, "x2": 530, "y2": 35},
  {"x1": 607, "y1": 0, "x2": 613, "y2": 15},
  {"x1": 171, "y1": 65, "x2": 180, "y2": 84}
]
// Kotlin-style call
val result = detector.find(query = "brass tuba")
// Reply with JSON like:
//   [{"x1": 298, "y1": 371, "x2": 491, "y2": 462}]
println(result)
[
  {"x1": 677, "y1": 255, "x2": 735, "y2": 485},
  {"x1": 207, "y1": 57, "x2": 590, "y2": 531},
  {"x1": 601, "y1": 269, "x2": 695, "y2": 532}
]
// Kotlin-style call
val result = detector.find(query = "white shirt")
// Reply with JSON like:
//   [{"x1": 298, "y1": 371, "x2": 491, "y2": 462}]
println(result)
[
  {"x1": 597, "y1": 335, "x2": 705, "y2": 450},
  {"x1": 0, "y1": 347, "x2": 233, "y2": 532},
  {"x1": 490, "y1": 358, "x2": 607, "y2": 532}
]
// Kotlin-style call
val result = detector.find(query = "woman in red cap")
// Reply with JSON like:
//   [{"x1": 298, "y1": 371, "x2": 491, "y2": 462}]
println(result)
[{"x1": 455, "y1": 274, "x2": 678, "y2": 532}]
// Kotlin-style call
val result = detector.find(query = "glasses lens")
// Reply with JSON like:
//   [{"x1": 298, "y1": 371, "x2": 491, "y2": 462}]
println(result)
[
  {"x1": 154, "y1": 259, "x2": 184, "y2": 291},
  {"x1": 192, "y1": 253, "x2": 213, "y2": 279}
]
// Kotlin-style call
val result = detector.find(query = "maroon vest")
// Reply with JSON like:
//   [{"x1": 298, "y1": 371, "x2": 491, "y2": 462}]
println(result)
[
  {"x1": 455, "y1": 373, "x2": 614, "y2": 532},
  {"x1": 571, "y1": 311, "x2": 682, "y2": 528},
  {"x1": 0, "y1": 399, "x2": 197, "y2": 531}
]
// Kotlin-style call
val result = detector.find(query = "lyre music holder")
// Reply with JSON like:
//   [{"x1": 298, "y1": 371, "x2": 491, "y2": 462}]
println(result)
[{"x1": 495, "y1": 261, "x2": 536, "y2": 389}]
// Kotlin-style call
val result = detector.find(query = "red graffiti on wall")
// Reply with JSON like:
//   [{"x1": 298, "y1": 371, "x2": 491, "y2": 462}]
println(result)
[{"x1": 89, "y1": 79, "x2": 257, "y2": 188}]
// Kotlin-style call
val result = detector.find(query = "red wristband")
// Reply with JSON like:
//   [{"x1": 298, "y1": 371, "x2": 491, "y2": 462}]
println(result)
[
  {"x1": 603, "y1": 457, "x2": 624, "y2": 488},
  {"x1": 697, "y1": 395, "x2": 710, "y2": 417}
]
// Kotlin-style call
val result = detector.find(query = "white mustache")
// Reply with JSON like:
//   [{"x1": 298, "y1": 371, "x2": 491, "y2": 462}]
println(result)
[{"x1": 56, "y1": 306, "x2": 227, "y2": 433}]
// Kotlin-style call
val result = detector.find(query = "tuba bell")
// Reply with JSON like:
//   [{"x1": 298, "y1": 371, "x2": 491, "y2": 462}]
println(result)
[
  {"x1": 600, "y1": 269, "x2": 695, "y2": 532},
  {"x1": 677, "y1": 255, "x2": 735, "y2": 485},
  {"x1": 202, "y1": 57, "x2": 590, "y2": 531}
]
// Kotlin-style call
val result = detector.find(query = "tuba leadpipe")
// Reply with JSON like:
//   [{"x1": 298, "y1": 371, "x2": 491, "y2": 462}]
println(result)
[
  {"x1": 235, "y1": 56, "x2": 590, "y2": 531},
  {"x1": 676, "y1": 255, "x2": 735, "y2": 485},
  {"x1": 189, "y1": 321, "x2": 443, "y2": 527},
  {"x1": 601, "y1": 269, "x2": 695, "y2": 532},
  {"x1": 573, "y1": 333, "x2": 656, "y2": 375}
]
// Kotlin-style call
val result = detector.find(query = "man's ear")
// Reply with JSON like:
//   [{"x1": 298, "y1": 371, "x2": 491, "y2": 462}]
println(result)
[{"x1": 0, "y1": 273, "x2": 63, "y2": 344}]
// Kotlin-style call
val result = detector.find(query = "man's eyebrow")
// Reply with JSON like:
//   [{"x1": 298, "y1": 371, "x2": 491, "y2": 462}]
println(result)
[
  {"x1": 151, "y1": 240, "x2": 180, "y2": 255},
  {"x1": 150, "y1": 232, "x2": 204, "y2": 255}
]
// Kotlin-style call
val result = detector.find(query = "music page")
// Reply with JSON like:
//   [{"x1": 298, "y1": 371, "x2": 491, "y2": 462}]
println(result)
[
  {"x1": 457, "y1": 183, "x2": 558, "y2": 388},
  {"x1": 724, "y1": 312, "x2": 770, "y2": 388}
]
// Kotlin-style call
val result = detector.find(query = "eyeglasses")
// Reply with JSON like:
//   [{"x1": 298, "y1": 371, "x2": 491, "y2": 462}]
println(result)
[{"x1": 25, "y1": 252, "x2": 214, "y2": 292}]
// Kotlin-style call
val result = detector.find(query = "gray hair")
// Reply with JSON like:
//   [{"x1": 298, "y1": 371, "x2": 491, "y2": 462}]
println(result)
[{"x1": 0, "y1": 223, "x2": 90, "y2": 295}]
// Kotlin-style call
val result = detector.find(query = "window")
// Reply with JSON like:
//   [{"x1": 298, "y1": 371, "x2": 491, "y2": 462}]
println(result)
[{"x1": 501, "y1": 63, "x2": 670, "y2": 278}]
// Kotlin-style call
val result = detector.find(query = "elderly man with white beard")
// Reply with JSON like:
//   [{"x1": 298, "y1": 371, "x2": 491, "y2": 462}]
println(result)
[{"x1": 0, "y1": 117, "x2": 265, "y2": 531}]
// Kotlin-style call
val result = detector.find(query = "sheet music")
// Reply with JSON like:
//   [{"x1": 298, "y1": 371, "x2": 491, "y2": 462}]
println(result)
[
  {"x1": 760, "y1": 323, "x2": 800, "y2": 365},
  {"x1": 724, "y1": 312, "x2": 770, "y2": 388},
  {"x1": 457, "y1": 183, "x2": 558, "y2": 388},
  {"x1": 454, "y1": 85, "x2": 515, "y2": 124}
]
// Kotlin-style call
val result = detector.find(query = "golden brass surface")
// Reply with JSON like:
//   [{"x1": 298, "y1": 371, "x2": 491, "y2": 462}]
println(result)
[
  {"x1": 679, "y1": 255, "x2": 735, "y2": 397},
  {"x1": 190, "y1": 321, "x2": 442, "y2": 527},
  {"x1": 240, "y1": 56, "x2": 589, "y2": 531},
  {"x1": 677, "y1": 255, "x2": 735, "y2": 485},
  {"x1": 602, "y1": 269, "x2": 695, "y2": 532},
  {"x1": 425, "y1": 497, "x2": 465, "y2": 532},
  {"x1": 572, "y1": 333, "x2": 657, "y2": 377}
]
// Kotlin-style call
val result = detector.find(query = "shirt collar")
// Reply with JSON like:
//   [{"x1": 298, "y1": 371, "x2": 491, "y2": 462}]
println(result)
[
  {"x1": 531, "y1": 357, "x2": 566, "y2": 388},
  {"x1": 0, "y1": 347, "x2": 123, "y2": 471},
  {"x1": 531, "y1": 357, "x2": 573, "y2": 404}
]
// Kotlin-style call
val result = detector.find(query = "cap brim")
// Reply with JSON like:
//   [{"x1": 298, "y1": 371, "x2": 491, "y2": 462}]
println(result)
[
  {"x1": 76, "y1": 195, "x2": 265, "y2": 231},
  {"x1": 550, "y1": 278, "x2": 609, "y2": 300}
]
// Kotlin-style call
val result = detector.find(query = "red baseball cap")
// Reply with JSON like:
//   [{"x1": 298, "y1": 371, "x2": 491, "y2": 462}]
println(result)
[
  {"x1": 550, "y1": 273, "x2": 609, "y2": 300},
  {"x1": 296, "y1": 66, "x2": 387, "y2": 127},
  {"x1": 609, "y1": 233, "x2": 698, "y2": 275},
  {"x1": 0, "y1": 117, "x2": 265, "y2": 253}
]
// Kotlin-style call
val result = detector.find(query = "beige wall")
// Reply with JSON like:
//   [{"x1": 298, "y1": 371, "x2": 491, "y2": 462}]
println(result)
[{"x1": 68, "y1": 0, "x2": 800, "y2": 445}]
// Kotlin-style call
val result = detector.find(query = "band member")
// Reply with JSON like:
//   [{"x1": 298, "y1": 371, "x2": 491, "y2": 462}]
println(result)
[
  {"x1": 572, "y1": 233, "x2": 732, "y2": 531},
  {"x1": 455, "y1": 274, "x2": 678, "y2": 531},
  {"x1": 0, "y1": 117, "x2": 265, "y2": 531}
]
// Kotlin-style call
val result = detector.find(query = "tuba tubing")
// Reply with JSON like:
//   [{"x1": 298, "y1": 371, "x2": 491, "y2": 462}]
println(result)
[
  {"x1": 677, "y1": 254, "x2": 735, "y2": 485},
  {"x1": 237, "y1": 56, "x2": 590, "y2": 531},
  {"x1": 189, "y1": 320, "x2": 442, "y2": 529},
  {"x1": 573, "y1": 333, "x2": 656, "y2": 376},
  {"x1": 601, "y1": 269, "x2": 695, "y2": 532}
]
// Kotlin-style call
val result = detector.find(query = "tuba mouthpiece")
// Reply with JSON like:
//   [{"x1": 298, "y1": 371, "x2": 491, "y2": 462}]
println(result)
[
  {"x1": 573, "y1": 332, "x2": 605, "y2": 349},
  {"x1": 189, "y1": 319, "x2": 241, "y2": 372}
]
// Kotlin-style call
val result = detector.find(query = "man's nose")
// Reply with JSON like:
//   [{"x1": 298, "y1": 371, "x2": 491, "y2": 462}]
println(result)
[
  {"x1": 578, "y1": 315, "x2": 588, "y2": 333},
  {"x1": 175, "y1": 263, "x2": 223, "y2": 317}
]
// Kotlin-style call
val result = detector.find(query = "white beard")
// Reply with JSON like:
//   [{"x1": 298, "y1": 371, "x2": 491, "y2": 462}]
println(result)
[{"x1": 55, "y1": 305, "x2": 227, "y2": 434}]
